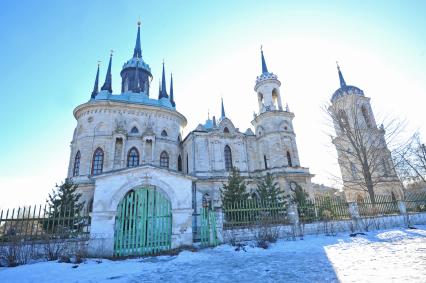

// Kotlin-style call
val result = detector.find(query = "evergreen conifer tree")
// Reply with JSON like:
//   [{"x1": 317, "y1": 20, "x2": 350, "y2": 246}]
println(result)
[
  {"x1": 254, "y1": 173, "x2": 283, "y2": 203},
  {"x1": 221, "y1": 167, "x2": 249, "y2": 206},
  {"x1": 45, "y1": 179, "x2": 84, "y2": 235},
  {"x1": 289, "y1": 181, "x2": 315, "y2": 222}
]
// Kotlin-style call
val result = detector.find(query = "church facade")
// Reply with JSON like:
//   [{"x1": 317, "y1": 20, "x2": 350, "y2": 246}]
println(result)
[{"x1": 68, "y1": 24, "x2": 313, "y2": 255}]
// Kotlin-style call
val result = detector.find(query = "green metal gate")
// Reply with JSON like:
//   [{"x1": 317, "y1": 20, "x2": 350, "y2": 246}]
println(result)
[
  {"x1": 200, "y1": 207, "x2": 218, "y2": 247},
  {"x1": 114, "y1": 188, "x2": 172, "y2": 257}
]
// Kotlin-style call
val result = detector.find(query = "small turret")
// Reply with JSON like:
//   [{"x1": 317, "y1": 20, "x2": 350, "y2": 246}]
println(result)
[
  {"x1": 91, "y1": 62, "x2": 100, "y2": 99},
  {"x1": 158, "y1": 62, "x2": 169, "y2": 99},
  {"x1": 101, "y1": 52, "x2": 113, "y2": 93},
  {"x1": 170, "y1": 73, "x2": 175, "y2": 107},
  {"x1": 261, "y1": 46, "x2": 268, "y2": 74},
  {"x1": 221, "y1": 98, "x2": 226, "y2": 119}
]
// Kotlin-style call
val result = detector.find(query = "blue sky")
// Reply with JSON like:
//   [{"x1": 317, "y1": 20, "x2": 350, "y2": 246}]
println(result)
[{"x1": 1, "y1": 1, "x2": 425, "y2": 208}]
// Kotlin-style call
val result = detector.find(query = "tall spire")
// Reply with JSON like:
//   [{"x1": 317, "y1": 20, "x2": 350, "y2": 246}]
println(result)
[
  {"x1": 101, "y1": 51, "x2": 113, "y2": 92},
  {"x1": 221, "y1": 97, "x2": 226, "y2": 119},
  {"x1": 261, "y1": 46, "x2": 268, "y2": 74},
  {"x1": 91, "y1": 62, "x2": 100, "y2": 99},
  {"x1": 133, "y1": 21, "x2": 142, "y2": 58},
  {"x1": 159, "y1": 61, "x2": 168, "y2": 99},
  {"x1": 170, "y1": 73, "x2": 175, "y2": 107},
  {"x1": 336, "y1": 62, "x2": 346, "y2": 87}
]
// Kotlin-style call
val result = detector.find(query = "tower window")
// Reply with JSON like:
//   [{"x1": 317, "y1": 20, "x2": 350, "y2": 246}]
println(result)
[
  {"x1": 73, "y1": 151, "x2": 81, "y2": 177},
  {"x1": 161, "y1": 130, "x2": 168, "y2": 137},
  {"x1": 362, "y1": 105, "x2": 372, "y2": 128},
  {"x1": 224, "y1": 145, "x2": 233, "y2": 171},
  {"x1": 160, "y1": 151, "x2": 169, "y2": 168},
  {"x1": 88, "y1": 198, "x2": 94, "y2": 213},
  {"x1": 127, "y1": 147, "x2": 139, "y2": 167},
  {"x1": 350, "y1": 162, "x2": 357, "y2": 179},
  {"x1": 130, "y1": 126, "x2": 139, "y2": 134},
  {"x1": 178, "y1": 155, "x2": 182, "y2": 172},
  {"x1": 382, "y1": 158, "x2": 389, "y2": 176},
  {"x1": 338, "y1": 110, "x2": 349, "y2": 130},
  {"x1": 264, "y1": 155, "x2": 268, "y2": 169},
  {"x1": 186, "y1": 154, "x2": 189, "y2": 173},
  {"x1": 272, "y1": 88, "x2": 279, "y2": 109},
  {"x1": 286, "y1": 151, "x2": 292, "y2": 167},
  {"x1": 224, "y1": 127, "x2": 230, "y2": 134},
  {"x1": 124, "y1": 77, "x2": 129, "y2": 92},
  {"x1": 91, "y1": 147, "x2": 104, "y2": 175}
]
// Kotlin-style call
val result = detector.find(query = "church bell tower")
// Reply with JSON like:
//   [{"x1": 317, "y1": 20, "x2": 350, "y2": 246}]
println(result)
[{"x1": 251, "y1": 48, "x2": 301, "y2": 170}]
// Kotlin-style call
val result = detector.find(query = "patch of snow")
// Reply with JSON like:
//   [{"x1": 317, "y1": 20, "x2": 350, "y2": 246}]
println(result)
[{"x1": 1, "y1": 226, "x2": 425, "y2": 283}]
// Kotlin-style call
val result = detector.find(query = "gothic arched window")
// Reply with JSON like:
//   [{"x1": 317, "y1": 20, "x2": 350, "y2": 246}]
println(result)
[
  {"x1": 382, "y1": 158, "x2": 389, "y2": 176},
  {"x1": 338, "y1": 110, "x2": 349, "y2": 131},
  {"x1": 178, "y1": 155, "x2": 182, "y2": 172},
  {"x1": 124, "y1": 77, "x2": 129, "y2": 92},
  {"x1": 186, "y1": 154, "x2": 189, "y2": 173},
  {"x1": 127, "y1": 147, "x2": 139, "y2": 167},
  {"x1": 286, "y1": 151, "x2": 292, "y2": 167},
  {"x1": 361, "y1": 105, "x2": 372, "y2": 128},
  {"x1": 88, "y1": 198, "x2": 94, "y2": 213},
  {"x1": 224, "y1": 127, "x2": 230, "y2": 134},
  {"x1": 264, "y1": 155, "x2": 268, "y2": 169},
  {"x1": 161, "y1": 130, "x2": 168, "y2": 137},
  {"x1": 73, "y1": 151, "x2": 81, "y2": 177},
  {"x1": 130, "y1": 126, "x2": 139, "y2": 134},
  {"x1": 91, "y1": 147, "x2": 104, "y2": 175},
  {"x1": 160, "y1": 151, "x2": 169, "y2": 168},
  {"x1": 224, "y1": 145, "x2": 233, "y2": 171},
  {"x1": 350, "y1": 162, "x2": 357, "y2": 179}
]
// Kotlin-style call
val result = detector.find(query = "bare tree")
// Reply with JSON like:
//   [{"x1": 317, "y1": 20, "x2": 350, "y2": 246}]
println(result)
[
  {"x1": 394, "y1": 132, "x2": 426, "y2": 185},
  {"x1": 325, "y1": 95, "x2": 404, "y2": 203}
]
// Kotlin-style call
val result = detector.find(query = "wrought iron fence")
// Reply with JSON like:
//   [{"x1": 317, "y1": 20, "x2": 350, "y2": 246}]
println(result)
[
  {"x1": 0, "y1": 204, "x2": 91, "y2": 243},
  {"x1": 405, "y1": 192, "x2": 426, "y2": 213},
  {"x1": 298, "y1": 195, "x2": 351, "y2": 223},
  {"x1": 356, "y1": 195, "x2": 400, "y2": 217},
  {"x1": 223, "y1": 199, "x2": 290, "y2": 229}
]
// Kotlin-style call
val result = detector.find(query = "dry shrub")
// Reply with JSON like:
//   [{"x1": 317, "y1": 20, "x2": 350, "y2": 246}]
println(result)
[
  {"x1": 253, "y1": 215, "x2": 280, "y2": 249},
  {"x1": 0, "y1": 237, "x2": 35, "y2": 267}
]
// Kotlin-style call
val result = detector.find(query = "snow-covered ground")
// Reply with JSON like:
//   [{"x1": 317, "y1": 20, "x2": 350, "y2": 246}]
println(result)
[{"x1": 1, "y1": 226, "x2": 425, "y2": 283}]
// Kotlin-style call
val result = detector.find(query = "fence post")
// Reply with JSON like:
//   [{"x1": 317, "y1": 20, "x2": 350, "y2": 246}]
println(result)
[
  {"x1": 348, "y1": 202, "x2": 361, "y2": 232},
  {"x1": 287, "y1": 203, "x2": 302, "y2": 238},
  {"x1": 348, "y1": 202, "x2": 360, "y2": 218},
  {"x1": 215, "y1": 207, "x2": 224, "y2": 244},
  {"x1": 288, "y1": 204, "x2": 299, "y2": 225},
  {"x1": 397, "y1": 200, "x2": 409, "y2": 227}
]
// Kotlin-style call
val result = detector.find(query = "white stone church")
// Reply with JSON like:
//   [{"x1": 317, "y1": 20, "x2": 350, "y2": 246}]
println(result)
[
  {"x1": 67, "y1": 24, "x2": 401, "y2": 255},
  {"x1": 67, "y1": 24, "x2": 313, "y2": 255}
]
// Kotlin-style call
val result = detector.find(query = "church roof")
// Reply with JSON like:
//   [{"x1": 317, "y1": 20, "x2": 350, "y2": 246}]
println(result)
[
  {"x1": 93, "y1": 90, "x2": 175, "y2": 110},
  {"x1": 331, "y1": 64, "x2": 364, "y2": 102}
]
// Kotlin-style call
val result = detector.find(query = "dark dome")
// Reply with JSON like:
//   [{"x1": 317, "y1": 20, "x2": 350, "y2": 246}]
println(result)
[{"x1": 331, "y1": 85, "x2": 364, "y2": 102}]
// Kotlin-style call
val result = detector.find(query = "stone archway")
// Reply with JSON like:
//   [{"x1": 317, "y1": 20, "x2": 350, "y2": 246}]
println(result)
[{"x1": 114, "y1": 187, "x2": 172, "y2": 257}]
